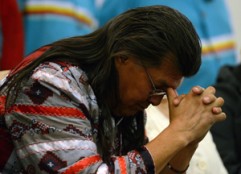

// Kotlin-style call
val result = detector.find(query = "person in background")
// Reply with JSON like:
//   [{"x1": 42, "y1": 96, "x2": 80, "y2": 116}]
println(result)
[
  {"x1": 210, "y1": 63, "x2": 241, "y2": 174},
  {"x1": 0, "y1": 6, "x2": 225, "y2": 173},
  {"x1": 97, "y1": 0, "x2": 239, "y2": 94},
  {"x1": 17, "y1": 0, "x2": 98, "y2": 56},
  {"x1": 96, "y1": 0, "x2": 135, "y2": 27},
  {"x1": 146, "y1": 98, "x2": 228, "y2": 174},
  {"x1": 0, "y1": 0, "x2": 24, "y2": 70}
]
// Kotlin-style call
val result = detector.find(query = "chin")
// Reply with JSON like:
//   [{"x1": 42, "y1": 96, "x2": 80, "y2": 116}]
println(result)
[{"x1": 115, "y1": 108, "x2": 140, "y2": 117}]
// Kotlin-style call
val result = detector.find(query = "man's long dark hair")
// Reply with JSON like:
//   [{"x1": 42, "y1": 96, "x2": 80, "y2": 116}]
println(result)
[{"x1": 1, "y1": 5, "x2": 201, "y2": 163}]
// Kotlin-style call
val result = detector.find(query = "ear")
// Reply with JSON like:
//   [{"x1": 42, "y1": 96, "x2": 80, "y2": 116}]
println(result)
[{"x1": 116, "y1": 55, "x2": 129, "y2": 65}]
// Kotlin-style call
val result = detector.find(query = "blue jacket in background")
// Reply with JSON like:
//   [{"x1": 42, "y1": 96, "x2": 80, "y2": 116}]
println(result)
[{"x1": 18, "y1": 0, "x2": 98, "y2": 56}]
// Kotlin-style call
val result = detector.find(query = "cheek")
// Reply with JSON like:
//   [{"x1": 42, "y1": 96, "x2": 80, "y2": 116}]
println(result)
[
  {"x1": 118, "y1": 72, "x2": 150, "y2": 105},
  {"x1": 119, "y1": 86, "x2": 149, "y2": 105}
]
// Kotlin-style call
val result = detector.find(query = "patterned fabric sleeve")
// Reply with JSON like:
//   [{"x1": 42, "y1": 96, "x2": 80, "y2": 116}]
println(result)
[{"x1": 4, "y1": 62, "x2": 154, "y2": 174}]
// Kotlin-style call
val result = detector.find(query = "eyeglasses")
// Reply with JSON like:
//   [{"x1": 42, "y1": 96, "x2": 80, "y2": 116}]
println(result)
[{"x1": 144, "y1": 67, "x2": 166, "y2": 98}]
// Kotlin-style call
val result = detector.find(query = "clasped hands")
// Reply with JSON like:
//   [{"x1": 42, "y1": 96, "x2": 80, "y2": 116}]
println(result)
[{"x1": 166, "y1": 86, "x2": 226, "y2": 143}]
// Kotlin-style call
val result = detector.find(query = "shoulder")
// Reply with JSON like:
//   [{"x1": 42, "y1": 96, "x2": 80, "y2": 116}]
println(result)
[
  {"x1": 32, "y1": 61, "x2": 88, "y2": 91},
  {"x1": 31, "y1": 61, "x2": 98, "y2": 111}
]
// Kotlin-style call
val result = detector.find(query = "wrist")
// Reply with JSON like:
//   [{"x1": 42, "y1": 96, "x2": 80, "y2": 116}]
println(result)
[{"x1": 167, "y1": 162, "x2": 189, "y2": 174}]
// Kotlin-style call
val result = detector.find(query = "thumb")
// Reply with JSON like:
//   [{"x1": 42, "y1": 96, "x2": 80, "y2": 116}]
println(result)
[
  {"x1": 166, "y1": 88, "x2": 178, "y2": 108},
  {"x1": 166, "y1": 88, "x2": 178, "y2": 121}
]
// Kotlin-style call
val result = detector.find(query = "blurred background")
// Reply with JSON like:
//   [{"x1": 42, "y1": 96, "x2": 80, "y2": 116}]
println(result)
[{"x1": 227, "y1": 0, "x2": 241, "y2": 56}]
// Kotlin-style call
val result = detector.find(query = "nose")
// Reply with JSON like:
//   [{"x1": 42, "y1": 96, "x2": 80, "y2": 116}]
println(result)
[{"x1": 148, "y1": 95, "x2": 165, "y2": 106}]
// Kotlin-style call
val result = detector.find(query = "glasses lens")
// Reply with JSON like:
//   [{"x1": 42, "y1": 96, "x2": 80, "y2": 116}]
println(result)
[{"x1": 143, "y1": 65, "x2": 166, "y2": 98}]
